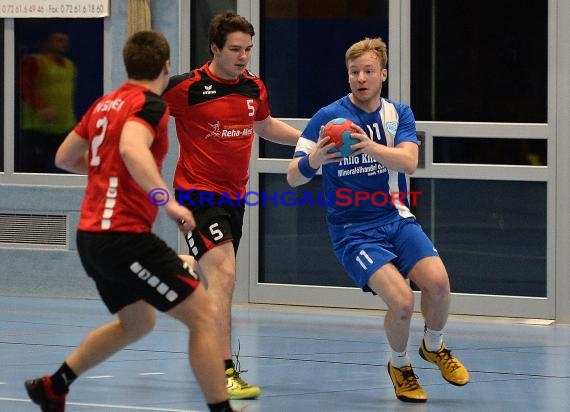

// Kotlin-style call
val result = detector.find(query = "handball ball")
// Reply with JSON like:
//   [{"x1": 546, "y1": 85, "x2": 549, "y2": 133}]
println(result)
[{"x1": 324, "y1": 118, "x2": 358, "y2": 157}]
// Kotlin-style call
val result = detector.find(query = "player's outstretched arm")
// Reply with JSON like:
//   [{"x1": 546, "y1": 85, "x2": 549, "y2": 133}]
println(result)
[
  {"x1": 119, "y1": 120, "x2": 195, "y2": 232},
  {"x1": 254, "y1": 116, "x2": 301, "y2": 145},
  {"x1": 287, "y1": 156, "x2": 313, "y2": 187}
]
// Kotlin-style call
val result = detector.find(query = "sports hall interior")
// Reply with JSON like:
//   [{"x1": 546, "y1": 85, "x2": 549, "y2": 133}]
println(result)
[{"x1": 1, "y1": 1, "x2": 569, "y2": 411}]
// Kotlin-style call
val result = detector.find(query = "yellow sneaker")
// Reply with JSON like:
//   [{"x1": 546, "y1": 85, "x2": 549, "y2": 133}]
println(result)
[
  {"x1": 225, "y1": 367, "x2": 261, "y2": 400},
  {"x1": 419, "y1": 339, "x2": 470, "y2": 386},
  {"x1": 387, "y1": 362, "x2": 427, "y2": 403}
]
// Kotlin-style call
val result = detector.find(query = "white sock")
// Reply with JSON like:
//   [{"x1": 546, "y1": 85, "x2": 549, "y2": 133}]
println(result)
[
  {"x1": 390, "y1": 350, "x2": 411, "y2": 368},
  {"x1": 424, "y1": 327, "x2": 444, "y2": 352}
]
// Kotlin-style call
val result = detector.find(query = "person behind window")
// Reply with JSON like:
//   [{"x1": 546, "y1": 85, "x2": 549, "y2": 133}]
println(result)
[
  {"x1": 19, "y1": 31, "x2": 77, "y2": 173},
  {"x1": 287, "y1": 37, "x2": 470, "y2": 404},
  {"x1": 162, "y1": 11, "x2": 301, "y2": 400},
  {"x1": 24, "y1": 31, "x2": 234, "y2": 412}
]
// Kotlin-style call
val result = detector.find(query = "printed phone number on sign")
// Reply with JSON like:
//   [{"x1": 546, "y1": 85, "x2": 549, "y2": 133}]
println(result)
[{"x1": 1, "y1": 3, "x2": 105, "y2": 16}]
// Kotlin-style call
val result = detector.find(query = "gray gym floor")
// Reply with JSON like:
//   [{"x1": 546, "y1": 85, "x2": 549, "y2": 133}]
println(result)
[{"x1": 1, "y1": 296, "x2": 569, "y2": 411}]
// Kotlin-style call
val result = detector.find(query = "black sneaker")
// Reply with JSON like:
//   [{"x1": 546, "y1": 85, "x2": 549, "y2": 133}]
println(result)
[{"x1": 25, "y1": 376, "x2": 67, "y2": 412}]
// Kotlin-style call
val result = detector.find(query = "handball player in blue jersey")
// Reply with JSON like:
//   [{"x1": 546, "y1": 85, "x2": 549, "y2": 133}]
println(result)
[{"x1": 287, "y1": 37, "x2": 469, "y2": 403}]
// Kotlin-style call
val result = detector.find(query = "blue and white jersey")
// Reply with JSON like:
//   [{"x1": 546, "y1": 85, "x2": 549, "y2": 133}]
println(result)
[{"x1": 294, "y1": 95, "x2": 419, "y2": 237}]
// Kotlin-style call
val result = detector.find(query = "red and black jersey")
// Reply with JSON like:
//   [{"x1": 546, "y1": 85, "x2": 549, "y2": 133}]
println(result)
[
  {"x1": 162, "y1": 62, "x2": 270, "y2": 198},
  {"x1": 76, "y1": 82, "x2": 169, "y2": 232}
]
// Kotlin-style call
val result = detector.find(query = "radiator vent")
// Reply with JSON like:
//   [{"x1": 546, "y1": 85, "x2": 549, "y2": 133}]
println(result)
[{"x1": 0, "y1": 213, "x2": 68, "y2": 247}]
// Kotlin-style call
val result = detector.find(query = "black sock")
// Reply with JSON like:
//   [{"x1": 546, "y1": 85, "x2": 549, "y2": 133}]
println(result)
[
  {"x1": 50, "y1": 362, "x2": 77, "y2": 395},
  {"x1": 208, "y1": 400, "x2": 233, "y2": 412},
  {"x1": 224, "y1": 359, "x2": 234, "y2": 371}
]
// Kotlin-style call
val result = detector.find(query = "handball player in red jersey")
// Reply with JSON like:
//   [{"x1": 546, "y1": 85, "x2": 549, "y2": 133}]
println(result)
[
  {"x1": 162, "y1": 11, "x2": 301, "y2": 400},
  {"x1": 24, "y1": 31, "x2": 234, "y2": 412}
]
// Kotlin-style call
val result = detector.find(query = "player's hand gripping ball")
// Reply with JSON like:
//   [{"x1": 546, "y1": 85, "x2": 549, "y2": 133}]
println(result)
[{"x1": 324, "y1": 118, "x2": 358, "y2": 157}]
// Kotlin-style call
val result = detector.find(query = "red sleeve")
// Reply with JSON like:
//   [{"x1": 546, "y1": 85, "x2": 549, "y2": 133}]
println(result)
[{"x1": 163, "y1": 74, "x2": 192, "y2": 118}]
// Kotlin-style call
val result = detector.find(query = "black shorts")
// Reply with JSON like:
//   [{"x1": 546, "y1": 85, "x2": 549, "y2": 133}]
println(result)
[
  {"x1": 76, "y1": 230, "x2": 200, "y2": 314},
  {"x1": 176, "y1": 190, "x2": 245, "y2": 260}
]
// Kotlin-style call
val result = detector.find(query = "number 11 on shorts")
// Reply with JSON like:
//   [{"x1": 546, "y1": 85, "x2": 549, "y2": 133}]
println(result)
[{"x1": 356, "y1": 250, "x2": 373, "y2": 269}]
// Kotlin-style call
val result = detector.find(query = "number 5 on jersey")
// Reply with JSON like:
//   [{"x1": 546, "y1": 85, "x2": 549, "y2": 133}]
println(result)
[{"x1": 185, "y1": 222, "x2": 223, "y2": 257}]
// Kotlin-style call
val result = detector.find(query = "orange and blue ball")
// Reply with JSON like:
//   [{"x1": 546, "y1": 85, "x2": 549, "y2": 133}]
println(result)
[{"x1": 324, "y1": 118, "x2": 358, "y2": 157}]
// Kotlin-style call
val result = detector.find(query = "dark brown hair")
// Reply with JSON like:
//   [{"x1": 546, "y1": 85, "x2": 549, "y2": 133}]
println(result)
[
  {"x1": 208, "y1": 11, "x2": 255, "y2": 56},
  {"x1": 123, "y1": 31, "x2": 170, "y2": 80}
]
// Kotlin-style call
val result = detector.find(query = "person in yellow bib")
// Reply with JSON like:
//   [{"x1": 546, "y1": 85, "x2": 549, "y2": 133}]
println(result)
[{"x1": 19, "y1": 31, "x2": 77, "y2": 173}]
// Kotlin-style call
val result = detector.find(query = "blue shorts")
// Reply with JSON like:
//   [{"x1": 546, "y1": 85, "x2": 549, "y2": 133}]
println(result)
[{"x1": 330, "y1": 218, "x2": 438, "y2": 292}]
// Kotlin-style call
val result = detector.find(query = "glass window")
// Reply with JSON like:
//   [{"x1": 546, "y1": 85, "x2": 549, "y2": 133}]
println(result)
[
  {"x1": 261, "y1": 175, "x2": 547, "y2": 297},
  {"x1": 259, "y1": 173, "x2": 351, "y2": 287},
  {"x1": 14, "y1": 18, "x2": 103, "y2": 173},
  {"x1": 260, "y1": 0, "x2": 389, "y2": 158},
  {"x1": 411, "y1": 0, "x2": 547, "y2": 123},
  {"x1": 190, "y1": 0, "x2": 236, "y2": 68},
  {"x1": 411, "y1": 178, "x2": 547, "y2": 297},
  {"x1": 434, "y1": 137, "x2": 547, "y2": 166}
]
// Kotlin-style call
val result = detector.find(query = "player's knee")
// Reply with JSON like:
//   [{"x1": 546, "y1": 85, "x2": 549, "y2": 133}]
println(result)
[
  {"x1": 137, "y1": 317, "x2": 156, "y2": 337},
  {"x1": 391, "y1": 291, "x2": 414, "y2": 319},
  {"x1": 199, "y1": 299, "x2": 219, "y2": 323},
  {"x1": 211, "y1": 266, "x2": 236, "y2": 293},
  {"x1": 188, "y1": 297, "x2": 219, "y2": 332},
  {"x1": 423, "y1": 274, "x2": 450, "y2": 297},
  {"x1": 436, "y1": 277, "x2": 451, "y2": 296},
  {"x1": 397, "y1": 303, "x2": 414, "y2": 320},
  {"x1": 121, "y1": 312, "x2": 155, "y2": 338}
]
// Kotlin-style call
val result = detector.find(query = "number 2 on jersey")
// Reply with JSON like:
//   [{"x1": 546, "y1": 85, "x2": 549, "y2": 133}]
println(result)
[{"x1": 90, "y1": 116, "x2": 109, "y2": 166}]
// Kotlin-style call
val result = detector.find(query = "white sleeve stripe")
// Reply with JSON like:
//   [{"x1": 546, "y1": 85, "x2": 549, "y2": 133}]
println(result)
[
  {"x1": 380, "y1": 98, "x2": 399, "y2": 148},
  {"x1": 294, "y1": 136, "x2": 317, "y2": 155}
]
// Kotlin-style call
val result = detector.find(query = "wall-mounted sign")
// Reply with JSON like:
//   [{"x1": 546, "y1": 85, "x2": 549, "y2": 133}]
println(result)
[{"x1": 0, "y1": 0, "x2": 109, "y2": 18}]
